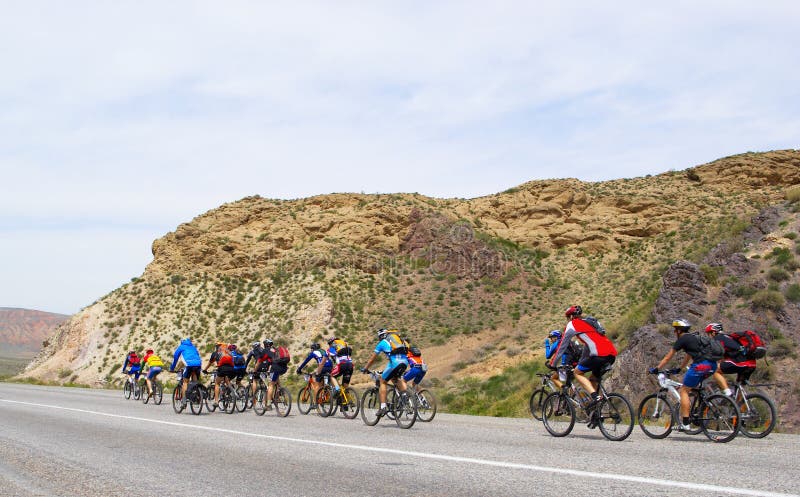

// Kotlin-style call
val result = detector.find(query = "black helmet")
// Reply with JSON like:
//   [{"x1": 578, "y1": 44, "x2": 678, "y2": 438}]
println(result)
[
  {"x1": 310, "y1": 343, "x2": 320, "y2": 351},
  {"x1": 327, "y1": 336, "x2": 336, "y2": 344},
  {"x1": 263, "y1": 339, "x2": 273, "y2": 348},
  {"x1": 251, "y1": 341, "x2": 260, "y2": 348}
]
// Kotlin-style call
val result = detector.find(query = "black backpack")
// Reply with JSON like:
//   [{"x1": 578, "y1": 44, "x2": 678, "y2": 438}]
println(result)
[{"x1": 695, "y1": 332, "x2": 724, "y2": 362}]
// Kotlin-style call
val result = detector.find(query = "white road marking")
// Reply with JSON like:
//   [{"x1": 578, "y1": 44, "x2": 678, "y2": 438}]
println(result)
[{"x1": 1, "y1": 398, "x2": 796, "y2": 497}]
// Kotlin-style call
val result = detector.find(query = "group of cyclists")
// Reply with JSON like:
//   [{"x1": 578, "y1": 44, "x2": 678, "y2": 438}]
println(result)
[{"x1": 121, "y1": 328, "x2": 429, "y2": 420}]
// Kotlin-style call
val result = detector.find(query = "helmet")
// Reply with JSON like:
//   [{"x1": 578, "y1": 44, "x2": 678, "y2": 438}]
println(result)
[
  {"x1": 216, "y1": 341, "x2": 226, "y2": 347},
  {"x1": 128, "y1": 350, "x2": 135, "y2": 355},
  {"x1": 263, "y1": 339, "x2": 273, "y2": 348},
  {"x1": 145, "y1": 349, "x2": 153, "y2": 354},
  {"x1": 565, "y1": 305, "x2": 582, "y2": 318},
  {"x1": 705, "y1": 323, "x2": 723, "y2": 334},
  {"x1": 377, "y1": 328, "x2": 388, "y2": 339},
  {"x1": 409, "y1": 346, "x2": 422, "y2": 356},
  {"x1": 327, "y1": 336, "x2": 336, "y2": 344},
  {"x1": 310, "y1": 343, "x2": 320, "y2": 351},
  {"x1": 672, "y1": 319, "x2": 691, "y2": 332},
  {"x1": 548, "y1": 330, "x2": 562, "y2": 339},
  {"x1": 251, "y1": 341, "x2": 260, "y2": 348},
  {"x1": 228, "y1": 344, "x2": 237, "y2": 351}
]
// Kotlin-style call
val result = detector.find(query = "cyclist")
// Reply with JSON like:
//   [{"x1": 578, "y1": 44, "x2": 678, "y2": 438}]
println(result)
[
  {"x1": 264, "y1": 339, "x2": 290, "y2": 410},
  {"x1": 403, "y1": 343, "x2": 427, "y2": 393},
  {"x1": 361, "y1": 328, "x2": 410, "y2": 417},
  {"x1": 169, "y1": 338, "x2": 203, "y2": 408},
  {"x1": 705, "y1": 322, "x2": 750, "y2": 394},
  {"x1": 544, "y1": 330, "x2": 582, "y2": 389},
  {"x1": 245, "y1": 340, "x2": 270, "y2": 397},
  {"x1": 652, "y1": 318, "x2": 719, "y2": 432},
  {"x1": 122, "y1": 350, "x2": 142, "y2": 385},
  {"x1": 204, "y1": 342, "x2": 235, "y2": 408},
  {"x1": 296, "y1": 342, "x2": 331, "y2": 401},
  {"x1": 229, "y1": 344, "x2": 247, "y2": 388},
  {"x1": 141, "y1": 348, "x2": 164, "y2": 398},
  {"x1": 549, "y1": 305, "x2": 617, "y2": 408}
]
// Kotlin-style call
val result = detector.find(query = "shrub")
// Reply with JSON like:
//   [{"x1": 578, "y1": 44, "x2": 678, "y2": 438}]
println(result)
[
  {"x1": 785, "y1": 284, "x2": 800, "y2": 303},
  {"x1": 770, "y1": 338, "x2": 796, "y2": 359},
  {"x1": 767, "y1": 268, "x2": 790, "y2": 282},
  {"x1": 751, "y1": 290, "x2": 785, "y2": 310},
  {"x1": 786, "y1": 186, "x2": 800, "y2": 204}
]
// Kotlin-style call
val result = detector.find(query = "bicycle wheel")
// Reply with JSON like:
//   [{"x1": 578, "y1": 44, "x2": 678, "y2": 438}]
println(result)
[
  {"x1": 204, "y1": 383, "x2": 217, "y2": 412},
  {"x1": 188, "y1": 385, "x2": 203, "y2": 415},
  {"x1": 297, "y1": 386, "x2": 313, "y2": 415},
  {"x1": 637, "y1": 393, "x2": 675, "y2": 439},
  {"x1": 385, "y1": 389, "x2": 398, "y2": 421},
  {"x1": 360, "y1": 388, "x2": 381, "y2": 426},
  {"x1": 236, "y1": 385, "x2": 248, "y2": 413},
  {"x1": 274, "y1": 387, "x2": 292, "y2": 418},
  {"x1": 142, "y1": 383, "x2": 150, "y2": 404},
  {"x1": 393, "y1": 390, "x2": 417, "y2": 429},
  {"x1": 701, "y1": 394, "x2": 739, "y2": 443},
  {"x1": 223, "y1": 386, "x2": 236, "y2": 414},
  {"x1": 153, "y1": 382, "x2": 163, "y2": 405},
  {"x1": 133, "y1": 381, "x2": 142, "y2": 400},
  {"x1": 529, "y1": 388, "x2": 547, "y2": 421},
  {"x1": 253, "y1": 385, "x2": 267, "y2": 416},
  {"x1": 597, "y1": 393, "x2": 634, "y2": 441},
  {"x1": 316, "y1": 385, "x2": 335, "y2": 417},
  {"x1": 124, "y1": 381, "x2": 132, "y2": 399},
  {"x1": 172, "y1": 385, "x2": 184, "y2": 414},
  {"x1": 739, "y1": 393, "x2": 776, "y2": 439},
  {"x1": 339, "y1": 387, "x2": 359, "y2": 419},
  {"x1": 542, "y1": 392, "x2": 575, "y2": 437},
  {"x1": 415, "y1": 389, "x2": 437, "y2": 422}
]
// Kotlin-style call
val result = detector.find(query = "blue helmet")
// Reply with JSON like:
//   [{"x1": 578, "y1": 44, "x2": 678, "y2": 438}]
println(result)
[{"x1": 548, "y1": 330, "x2": 562, "y2": 339}]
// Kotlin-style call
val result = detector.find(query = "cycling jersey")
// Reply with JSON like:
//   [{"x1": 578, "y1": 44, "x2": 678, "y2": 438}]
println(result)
[
  {"x1": 374, "y1": 338, "x2": 409, "y2": 381},
  {"x1": 296, "y1": 349, "x2": 331, "y2": 371},
  {"x1": 143, "y1": 354, "x2": 164, "y2": 370},
  {"x1": 551, "y1": 318, "x2": 616, "y2": 366},
  {"x1": 328, "y1": 344, "x2": 352, "y2": 364},
  {"x1": 171, "y1": 339, "x2": 202, "y2": 370}
]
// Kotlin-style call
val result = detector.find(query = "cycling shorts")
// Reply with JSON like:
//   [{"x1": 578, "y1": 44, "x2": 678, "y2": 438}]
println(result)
[
  {"x1": 182, "y1": 366, "x2": 202, "y2": 380},
  {"x1": 234, "y1": 369, "x2": 246, "y2": 381},
  {"x1": 382, "y1": 358, "x2": 408, "y2": 382},
  {"x1": 217, "y1": 365, "x2": 237, "y2": 379},
  {"x1": 683, "y1": 360, "x2": 717, "y2": 388},
  {"x1": 403, "y1": 365, "x2": 427, "y2": 385},
  {"x1": 332, "y1": 362, "x2": 353, "y2": 385},
  {"x1": 269, "y1": 364, "x2": 288, "y2": 383},
  {"x1": 314, "y1": 365, "x2": 332, "y2": 383},
  {"x1": 576, "y1": 355, "x2": 615, "y2": 377},
  {"x1": 147, "y1": 367, "x2": 162, "y2": 380},
  {"x1": 127, "y1": 369, "x2": 141, "y2": 380},
  {"x1": 720, "y1": 361, "x2": 755, "y2": 380},
  {"x1": 255, "y1": 362, "x2": 270, "y2": 373}
]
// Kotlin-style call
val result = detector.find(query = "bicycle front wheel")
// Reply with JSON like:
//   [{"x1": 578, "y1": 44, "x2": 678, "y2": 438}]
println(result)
[
  {"x1": 172, "y1": 385, "x2": 184, "y2": 414},
  {"x1": 297, "y1": 386, "x2": 313, "y2": 415},
  {"x1": 529, "y1": 388, "x2": 547, "y2": 421},
  {"x1": 274, "y1": 387, "x2": 292, "y2": 418},
  {"x1": 598, "y1": 393, "x2": 634, "y2": 441},
  {"x1": 415, "y1": 389, "x2": 437, "y2": 422},
  {"x1": 316, "y1": 385, "x2": 335, "y2": 417},
  {"x1": 360, "y1": 388, "x2": 381, "y2": 426},
  {"x1": 739, "y1": 393, "x2": 776, "y2": 439},
  {"x1": 253, "y1": 385, "x2": 267, "y2": 416},
  {"x1": 153, "y1": 382, "x2": 163, "y2": 405},
  {"x1": 339, "y1": 387, "x2": 359, "y2": 419},
  {"x1": 701, "y1": 394, "x2": 739, "y2": 443},
  {"x1": 637, "y1": 393, "x2": 675, "y2": 439},
  {"x1": 133, "y1": 381, "x2": 142, "y2": 400},
  {"x1": 542, "y1": 392, "x2": 575, "y2": 437},
  {"x1": 393, "y1": 391, "x2": 417, "y2": 429}
]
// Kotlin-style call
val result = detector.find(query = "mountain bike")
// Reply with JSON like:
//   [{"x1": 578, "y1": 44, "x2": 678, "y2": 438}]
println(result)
[
  {"x1": 141, "y1": 376, "x2": 163, "y2": 405},
  {"x1": 172, "y1": 369, "x2": 204, "y2": 415},
  {"x1": 710, "y1": 373, "x2": 777, "y2": 439},
  {"x1": 253, "y1": 372, "x2": 292, "y2": 418},
  {"x1": 360, "y1": 369, "x2": 418, "y2": 429},
  {"x1": 123, "y1": 374, "x2": 140, "y2": 400},
  {"x1": 542, "y1": 365, "x2": 634, "y2": 441},
  {"x1": 315, "y1": 378, "x2": 360, "y2": 420},
  {"x1": 204, "y1": 371, "x2": 218, "y2": 412},
  {"x1": 297, "y1": 374, "x2": 317, "y2": 415},
  {"x1": 639, "y1": 370, "x2": 740, "y2": 442}
]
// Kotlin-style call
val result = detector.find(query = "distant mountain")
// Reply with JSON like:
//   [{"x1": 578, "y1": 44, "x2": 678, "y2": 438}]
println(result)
[{"x1": 0, "y1": 308, "x2": 69, "y2": 357}]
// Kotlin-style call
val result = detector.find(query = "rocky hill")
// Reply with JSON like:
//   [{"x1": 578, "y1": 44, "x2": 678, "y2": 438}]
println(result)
[
  {"x1": 20, "y1": 150, "x2": 800, "y2": 429},
  {"x1": 0, "y1": 308, "x2": 68, "y2": 357}
]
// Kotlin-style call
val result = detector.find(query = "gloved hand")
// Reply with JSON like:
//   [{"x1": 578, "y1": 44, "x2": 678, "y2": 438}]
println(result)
[
  {"x1": 667, "y1": 368, "x2": 681, "y2": 375},
  {"x1": 202, "y1": 370, "x2": 208, "y2": 374},
  {"x1": 360, "y1": 367, "x2": 368, "y2": 374},
  {"x1": 295, "y1": 368, "x2": 302, "y2": 375},
  {"x1": 648, "y1": 367, "x2": 658, "y2": 374},
  {"x1": 546, "y1": 363, "x2": 557, "y2": 371}
]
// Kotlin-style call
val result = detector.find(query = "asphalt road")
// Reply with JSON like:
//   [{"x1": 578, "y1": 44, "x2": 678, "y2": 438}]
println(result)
[{"x1": 0, "y1": 382, "x2": 798, "y2": 497}]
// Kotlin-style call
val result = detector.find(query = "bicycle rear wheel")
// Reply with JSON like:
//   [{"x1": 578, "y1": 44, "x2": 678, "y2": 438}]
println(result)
[
  {"x1": 360, "y1": 388, "x2": 381, "y2": 426},
  {"x1": 393, "y1": 391, "x2": 417, "y2": 429},
  {"x1": 701, "y1": 394, "x2": 739, "y2": 443},
  {"x1": 204, "y1": 383, "x2": 217, "y2": 412},
  {"x1": 236, "y1": 385, "x2": 248, "y2": 412},
  {"x1": 529, "y1": 388, "x2": 547, "y2": 421},
  {"x1": 637, "y1": 393, "x2": 675, "y2": 439},
  {"x1": 297, "y1": 386, "x2": 313, "y2": 415},
  {"x1": 172, "y1": 385, "x2": 184, "y2": 413},
  {"x1": 133, "y1": 381, "x2": 142, "y2": 400},
  {"x1": 223, "y1": 386, "x2": 236, "y2": 414},
  {"x1": 542, "y1": 392, "x2": 575, "y2": 437},
  {"x1": 253, "y1": 385, "x2": 267, "y2": 416},
  {"x1": 124, "y1": 381, "x2": 132, "y2": 399},
  {"x1": 339, "y1": 387, "x2": 359, "y2": 419},
  {"x1": 274, "y1": 387, "x2": 292, "y2": 417},
  {"x1": 189, "y1": 385, "x2": 203, "y2": 415},
  {"x1": 739, "y1": 393, "x2": 776, "y2": 439},
  {"x1": 316, "y1": 385, "x2": 335, "y2": 417},
  {"x1": 141, "y1": 383, "x2": 150, "y2": 404},
  {"x1": 597, "y1": 393, "x2": 634, "y2": 441},
  {"x1": 153, "y1": 382, "x2": 163, "y2": 405},
  {"x1": 415, "y1": 389, "x2": 437, "y2": 422}
]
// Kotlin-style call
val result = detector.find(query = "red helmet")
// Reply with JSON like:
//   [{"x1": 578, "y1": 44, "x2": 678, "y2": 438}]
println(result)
[
  {"x1": 704, "y1": 323, "x2": 723, "y2": 334},
  {"x1": 565, "y1": 305, "x2": 583, "y2": 318},
  {"x1": 227, "y1": 344, "x2": 237, "y2": 351},
  {"x1": 145, "y1": 349, "x2": 153, "y2": 354}
]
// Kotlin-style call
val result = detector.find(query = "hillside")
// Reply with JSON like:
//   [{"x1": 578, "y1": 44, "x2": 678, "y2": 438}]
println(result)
[
  {"x1": 20, "y1": 150, "x2": 800, "y2": 429},
  {"x1": 0, "y1": 308, "x2": 68, "y2": 357}
]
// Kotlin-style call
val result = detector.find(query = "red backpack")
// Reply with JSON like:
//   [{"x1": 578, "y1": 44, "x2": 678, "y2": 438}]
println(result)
[
  {"x1": 729, "y1": 330, "x2": 767, "y2": 360},
  {"x1": 128, "y1": 353, "x2": 140, "y2": 365},
  {"x1": 275, "y1": 346, "x2": 291, "y2": 365}
]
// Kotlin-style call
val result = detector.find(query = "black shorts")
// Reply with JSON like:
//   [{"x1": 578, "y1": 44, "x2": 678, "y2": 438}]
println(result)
[
  {"x1": 720, "y1": 362, "x2": 755, "y2": 380},
  {"x1": 234, "y1": 369, "x2": 246, "y2": 381},
  {"x1": 576, "y1": 355, "x2": 615, "y2": 378},
  {"x1": 333, "y1": 362, "x2": 354, "y2": 384},
  {"x1": 269, "y1": 364, "x2": 288, "y2": 382},
  {"x1": 182, "y1": 366, "x2": 202, "y2": 380},
  {"x1": 217, "y1": 365, "x2": 236, "y2": 379},
  {"x1": 315, "y1": 365, "x2": 332, "y2": 383}
]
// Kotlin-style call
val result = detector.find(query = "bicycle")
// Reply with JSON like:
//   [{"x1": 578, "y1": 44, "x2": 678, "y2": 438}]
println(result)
[
  {"x1": 542, "y1": 365, "x2": 634, "y2": 441},
  {"x1": 141, "y1": 376, "x2": 163, "y2": 405},
  {"x1": 707, "y1": 373, "x2": 777, "y2": 439},
  {"x1": 172, "y1": 369, "x2": 204, "y2": 415},
  {"x1": 253, "y1": 372, "x2": 292, "y2": 417},
  {"x1": 530, "y1": 371, "x2": 591, "y2": 423},
  {"x1": 360, "y1": 369, "x2": 418, "y2": 429},
  {"x1": 315, "y1": 376, "x2": 360, "y2": 420},
  {"x1": 209, "y1": 371, "x2": 238, "y2": 414},
  {"x1": 638, "y1": 370, "x2": 740, "y2": 442},
  {"x1": 296, "y1": 374, "x2": 317, "y2": 415},
  {"x1": 123, "y1": 374, "x2": 140, "y2": 400}
]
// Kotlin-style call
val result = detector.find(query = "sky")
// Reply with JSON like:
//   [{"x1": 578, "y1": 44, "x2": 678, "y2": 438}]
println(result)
[{"x1": 1, "y1": 2, "x2": 799, "y2": 315}]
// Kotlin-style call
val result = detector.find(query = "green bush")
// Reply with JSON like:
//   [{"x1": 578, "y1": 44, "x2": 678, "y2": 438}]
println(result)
[
  {"x1": 751, "y1": 290, "x2": 785, "y2": 310},
  {"x1": 786, "y1": 186, "x2": 800, "y2": 204},
  {"x1": 784, "y1": 284, "x2": 800, "y2": 303},
  {"x1": 768, "y1": 268, "x2": 790, "y2": 282},
  {"x1": 770, "y1": 338, "x2": 796, "y2": 359}
]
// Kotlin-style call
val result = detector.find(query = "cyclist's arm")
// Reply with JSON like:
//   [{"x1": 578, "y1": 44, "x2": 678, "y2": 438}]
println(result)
[
  {"x1": 656, "y1": 349, "x2": 676, "y2": 370},
  {"x1": 544, "y1": 338, "x2": 559, "y2": 359},
  {"x1": 362, "y1": 352, "x2": 379, "y2": 371},
  {"x1": 170, "y1": 347, "x2": 182, "y2": 371},
  {"x1": 295, "y1": 353, "x2": 313, "y2": 373}
]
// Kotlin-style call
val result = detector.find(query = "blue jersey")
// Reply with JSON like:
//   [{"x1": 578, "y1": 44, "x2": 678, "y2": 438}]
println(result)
[
  {"x1": 297, "y1": 349, "x2": 331, "y2": 371},
  {"x1": 171, "y1": 339, "x2": 202, "y2": 370},
  {"x1": 374, "y1": 339, "x2": 409, "y2": 362}
]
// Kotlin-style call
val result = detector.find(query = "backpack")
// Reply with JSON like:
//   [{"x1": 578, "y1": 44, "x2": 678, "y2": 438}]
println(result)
[
  {"x1": 386, "y1": 331, "x2": 408, "y2": 355},
  {"x1": 583, "y1": 316, "x2": 606, "y2": 336},
  {"x1": 275, "y1": 346, "x2": 291, "y2": 365},
  {"x1": 232, "y1": 351, "x2": 246, "y2": 367},
  {"x1": 217, "y1": 346, "x2": 233, "y2": 366},
  {"x1": 695, "y1": 332, "x2": 724, "y2": 362},
  {"x1": 128, "y1": 353, "x2": 140, "y2": 365},
  {"x1": 332, "y1": 338, "x2": 352, "y2": 357},
  {"x1": 729, "y1": 330, "x2": 767, "y2": 360},
  {"x1": 566, "y1": 339, "x2": 584, "y2": 363}
]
